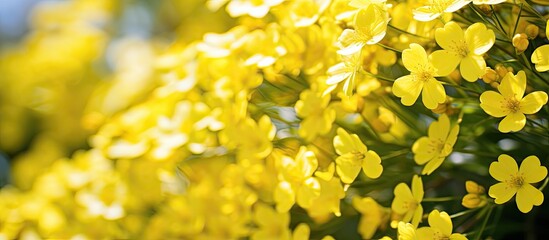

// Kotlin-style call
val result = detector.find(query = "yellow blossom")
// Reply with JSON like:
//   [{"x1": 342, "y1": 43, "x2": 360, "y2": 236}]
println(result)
[
  {"x1": 274, "y1": 146, "x2": 321, "y2": 212},
  {"x1": 479, "y1": 71, "x2": 548, "y2": 133},
  {"x1": 397, "y1": 221, "x2": 417, "y2": 240},
  {"x1": 391, "y1": 175, "x2": 424, "y2": 227},
  {"x1": 251, "y1": 203, "x2": 291, "y2": 240},
  {"x1": 353, "y1": 196, "x2": 390, "y2": 239},
  {"x1": 336, "y1": 4, "x2": 389, "y2": 55},
  {"x1": 412, "y1": 114, "x2": 459, "y2": 175},
  {"x1": 413, "y1": 0, "x2": 471, "y2": 22},
  {"x1": 488, "y1": 154, "x2": 547, "y2": 213},
  {"x1": 333, "y1": 128, "x2": 383, "y2": 184},
  {"x1": 392, "y1": 43, "x2": 448, "y2": 109},
  {"x1": 326, "y1": 51, "x2": 363, "y2": 97},
  {"x1": 432, "y1": 22, "x2": 495, "y2": 82},
  {"x1": 306, "y1": 178, "x2": 345, "y2": 219},
  {"x1": 416, "y1": 210, "x2": 467, "y2": 240},
  {"x1": 295, "y1": 90, "x2": 336, "y2": 141}
]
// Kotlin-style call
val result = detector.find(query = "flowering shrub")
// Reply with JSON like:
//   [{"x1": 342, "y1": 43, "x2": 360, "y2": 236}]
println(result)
[{"x1": 0, "y1": 0, "x2": 548, "y2": 239}]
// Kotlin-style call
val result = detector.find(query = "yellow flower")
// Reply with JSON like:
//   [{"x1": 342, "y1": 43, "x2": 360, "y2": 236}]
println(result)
[
  {"x1": 412, "y1": 114, "x2": 459, "y2": 175},
  {"x1": 274, "y1": 146, "x2": 321, "y2": 212},
  {"x1": 333, "y1": 128, "x2": 383, "y2": 184},
  {"x1": 391, "y1": 175, "x2": 424, "y2": 227},
  {"x1": 531, "y1": 20, "x2": 549, "y2": 72},
  {"x1": 326, "y1": 51, "x2": 363, "y2": 97},
  {"x1": 416, "y1": 210, "x2": 467, "y2": 240},
  {"x1": 462, "y1": 181, "x2": 487, "y2": 209},
  {"x1": 479, "y1": 71, "x2": 548, "y2": 133},
  {"x1": 251, "y1": 203, "x2": 291, "y2": 240},
  {"x1": 397, "y1": 221, "x2": 417, "y2": 240},
  {"x1": 353, "y1": 196, "x2": 390, "y2": 239},
  {"x1": 306, "y1": 178, "x2": 345, "y2": 219},
  {"x1": 392, "y1": 43, "x2": 447, "y2": 109},
  {"x1": 295, "y1": 90, "x2": 336, "y2": 141},
  {"x1": 413, "y1": 0, "x2": 471, "y2": 22},
  {"x1": 336, "y1": 4, "x2": 389, "y2": 55},
  {"x1": 432, "y1": 22, "x2": 495, "y2": 82},
  {"x1": 488, "y1": 154, "x2": 548, "y2": 213}
]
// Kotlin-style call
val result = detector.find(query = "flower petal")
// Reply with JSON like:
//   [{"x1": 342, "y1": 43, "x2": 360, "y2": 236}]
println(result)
[
  {"x1": 274, "y1": 181, "x2": 296, "y2": 212},
  {"x1": 413, "y1": 6, "x2": 441, "y2": 22},
  {"x1": 421, "y1": 78, "x2": 446, "y2": 109},
  {"x1": 296, "y1": 177, "x2": 321, "y2": 208},
  {"x1": 431, "y1": 50, "x2": 460, "y2": 76},
  {"x1": 402, "y1": 43, "x2": 429, "y2": 72},
  {"x1": 411, "y1": 204, "x2": 423, "y2": 227},
  {"x1": 516, "y1": 184, "x2": 544, "y2": 213},
  {"x1": 428, "y1": 210, "x2": 452, "y2": 237},
  {"x1": 498, "y1": 112, "x2": 526, "y2": 133},
  {"x1": 435, "y1": 21, "x2": 465, "y2": 50},
  {"x1": 460, "y1": 55, "x2": 486, "y2": 82},
  {"x1": 362, "y1": 150, "x2": 383, "y2": 179},
  {"x1": 465, "y1": 23, "x2": 495, "y2": 55},
  {"x1": 416, "y1": 227, "x2": 436, "y2": 240},
  {"x1": 498, "y1": 71, "x2": 526, "y2": 99},
  {"x1": 489, "y1": 154, "x2": 518, "y2": 182},
  {"x1": 479, "y1": 91, "x2": 508, "y2": 117},
  {"x1": 520, "y1": 91, "x2": 548, "y2": 114},
  {"x1": 531, "y1": 45, "x2": 549, "y2": 72},
  {"x1": 412, "y1": 175, "x2": 424, "y2": 202},
  {"x1": 393, "y1": 75, "x2": 424, "y2": 106},
  {"x1": 429, "y1": 114, "x2": 450, "y2": 141},
  {"x1": 520, "y1": 156, "x2": 548, "y2": 184},
  {"x1": 336, "y1": 156, "x2": 362, "y2": 184},
  {"x1": 413, "y1": 137, "x2": 436, "y2": 165},
  {"x1": 488, "y1": 182, "x2": 517, "y2": 204},
  {"x1": 392, "y1": 183, "x2": 414, "y2": 214},
  {"x1": 422, "y1": 156, "x2": 445, "y2": 175}
]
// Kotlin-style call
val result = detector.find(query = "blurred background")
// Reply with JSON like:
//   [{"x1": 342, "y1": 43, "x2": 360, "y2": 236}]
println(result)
[{"x1": 0, "y1": 0, "x2": 234, "y2": 190}]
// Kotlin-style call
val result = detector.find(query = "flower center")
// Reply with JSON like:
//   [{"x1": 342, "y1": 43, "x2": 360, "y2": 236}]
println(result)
[
  {"x1": 507, "y1": 173, "x2": 525, "y2": 189},
  {"x1": 504, "y1": 98, "x2": 521, "y2": 113},
  {"x1": 416, "y1": 71, "x2": 433, "y2": 82},
  {"x1": 427, "y1": 138, "x2": 447, "y2": 156},
  {"x1": 351, "y1": 150, "x2": 365, "y2": 161},
  {"x1": 452, "y1": 41, "x2": 469, "y2": 58}
]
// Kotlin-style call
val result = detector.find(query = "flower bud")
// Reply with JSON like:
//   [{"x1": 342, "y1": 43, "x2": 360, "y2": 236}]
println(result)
[
  {"x1": 494, "y1": 64, "x2": 508, "y2": 78},
  {"x1": 525, "y1": 24, "x2": 539, "y2": 39},
  {"x1": 462, "y1": 194, "x2": 487, "y2": 209},
  {"x1": 465, "y1": 181, "x2": 485, "y2": 194},
  {"x1": 512, "y1": 33, "x2": 529, "y2": 53},
  {"x1": 482, "y1": 67, "x2": 498, "y2": 84}
]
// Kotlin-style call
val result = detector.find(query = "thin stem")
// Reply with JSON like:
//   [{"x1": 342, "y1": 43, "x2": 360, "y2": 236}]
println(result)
[
  {"x1": 475, "y1": 205, "x2": 494, "y2": 240},
  {"x1": 388, "y1": 24, "x2": 431, "y2": 39},
  {"x1": 450, "y1": 208, "x2": 479, "y2": 219},
  {"x1": 377, "y1": 43, "x2": 402, "y2": 53},
  {"x1": 491, "y1": 6, "x2": 507, "y2": 36},
  {"x1": 422, "y1": 196, "x2": 458, "y2": 202},
  {"x1": 365, "y1": 71, "x2": 395, "y2": 82},
  {"x1": 539, "y1": 177, "x2": 549, "y2": 192},
  {"x1": 381, "y1": 149, "x2": 409, "y2": 161},
  {"x1": 512, "y1": 3, "x2": 523, "y2": 38}
]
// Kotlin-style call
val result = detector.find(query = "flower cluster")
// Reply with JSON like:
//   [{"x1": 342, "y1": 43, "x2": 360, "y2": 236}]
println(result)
[{"x1": 0, "y1": 0, "x2": 548, "y2": 239}]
